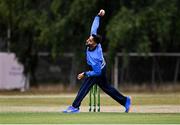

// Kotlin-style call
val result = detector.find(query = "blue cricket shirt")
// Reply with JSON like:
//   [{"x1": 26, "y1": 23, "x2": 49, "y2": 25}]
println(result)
[{"x1": 85, "y1": 15, "x2": 106, "y2": 77}]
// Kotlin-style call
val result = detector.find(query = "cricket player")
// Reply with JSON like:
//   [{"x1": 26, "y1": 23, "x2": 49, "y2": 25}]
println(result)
[{"x1": 63, "y1": 9, "x2": 131, "y2": 113}]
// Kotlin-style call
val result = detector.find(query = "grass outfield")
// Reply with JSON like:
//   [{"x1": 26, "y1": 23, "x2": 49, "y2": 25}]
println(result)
[
  {"x1": 0, "y1": 112, "x2": 180, "y2": 124},
  {"x1": 0, "y1": 93, "x2": 180, "y2": 106},
  {"x1": 0, "y1": 93, "x2": 180, "y2": 124}
]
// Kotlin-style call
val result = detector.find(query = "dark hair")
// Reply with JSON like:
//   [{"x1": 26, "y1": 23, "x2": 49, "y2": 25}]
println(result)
[{"x1": 92, "y1": 34, "x2": 102, "y2": 44}]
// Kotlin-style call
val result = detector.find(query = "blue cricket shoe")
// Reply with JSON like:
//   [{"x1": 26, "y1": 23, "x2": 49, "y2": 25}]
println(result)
[
  {"x1": 125, "y1": 96, "x2": 132, "y2": 113},
  {"x1": 63, "y1": 106, "x2": 79, "y2": 113}
]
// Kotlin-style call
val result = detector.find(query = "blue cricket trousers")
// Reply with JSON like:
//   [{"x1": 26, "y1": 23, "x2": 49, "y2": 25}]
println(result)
[{"x1": 72, "y1": 66, "x2": 127, "y2": 108}]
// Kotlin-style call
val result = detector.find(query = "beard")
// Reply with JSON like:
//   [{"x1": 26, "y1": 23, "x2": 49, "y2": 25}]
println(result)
[
  {"x1": 85, "y1": 42, "x2": 92, "y2": 48},
  {"x1": 86, "y1": 44, "x2": 94, "y2": 48}
]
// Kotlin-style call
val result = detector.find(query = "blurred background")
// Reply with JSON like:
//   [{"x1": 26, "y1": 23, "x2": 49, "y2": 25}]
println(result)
[{"x1": 0, "y1": 0, "x2": 180, "y2": 92}]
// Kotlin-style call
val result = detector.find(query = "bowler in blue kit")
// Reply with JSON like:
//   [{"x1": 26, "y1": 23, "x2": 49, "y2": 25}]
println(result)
[{"x1": 63, "y1": 9, "x2": 131, "y2": 113}]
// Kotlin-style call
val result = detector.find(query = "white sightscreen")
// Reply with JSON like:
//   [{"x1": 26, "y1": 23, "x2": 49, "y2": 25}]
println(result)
[{"x1": 0, "y1": 53, "x2": 26, "y2": 90}]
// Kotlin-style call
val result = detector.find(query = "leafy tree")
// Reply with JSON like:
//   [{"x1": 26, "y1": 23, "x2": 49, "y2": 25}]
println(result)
[
  {"x1": 106, "y1": 0, "x2": 180, "y2": 64},
  {"x1": 0, "y1": 0, "x2": 180, "y2": 86}
]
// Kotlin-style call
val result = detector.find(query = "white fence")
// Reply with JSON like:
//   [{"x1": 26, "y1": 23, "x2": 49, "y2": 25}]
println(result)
[
  {"x1": 37, "y1": 52, "x2": 180, "y2": 88},
  {"x1": 113, "y1": 53, "x2": 180, "y2": 88}
]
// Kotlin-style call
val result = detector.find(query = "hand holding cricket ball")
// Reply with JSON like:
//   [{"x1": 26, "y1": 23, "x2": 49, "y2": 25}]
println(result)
[{"x1": 98, "y1": 9, "x2": 105, "y2": 17}]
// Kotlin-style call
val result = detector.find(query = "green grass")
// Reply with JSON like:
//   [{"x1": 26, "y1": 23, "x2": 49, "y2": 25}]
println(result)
[
  {"x1": 0, "y1": 93, "x2": 180, "y2": 124},
  {"x1": 0, "y1": 93, "x2": 180, "y2": 106},
  {"x1": 0, "y1": 112, "x2": 180, "y2": 124}
]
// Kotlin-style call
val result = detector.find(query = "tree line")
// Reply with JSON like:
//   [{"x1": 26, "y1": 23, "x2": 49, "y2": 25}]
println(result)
[{"x1": 0, "y1": 0, "x2": 180, "y2": 85}]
